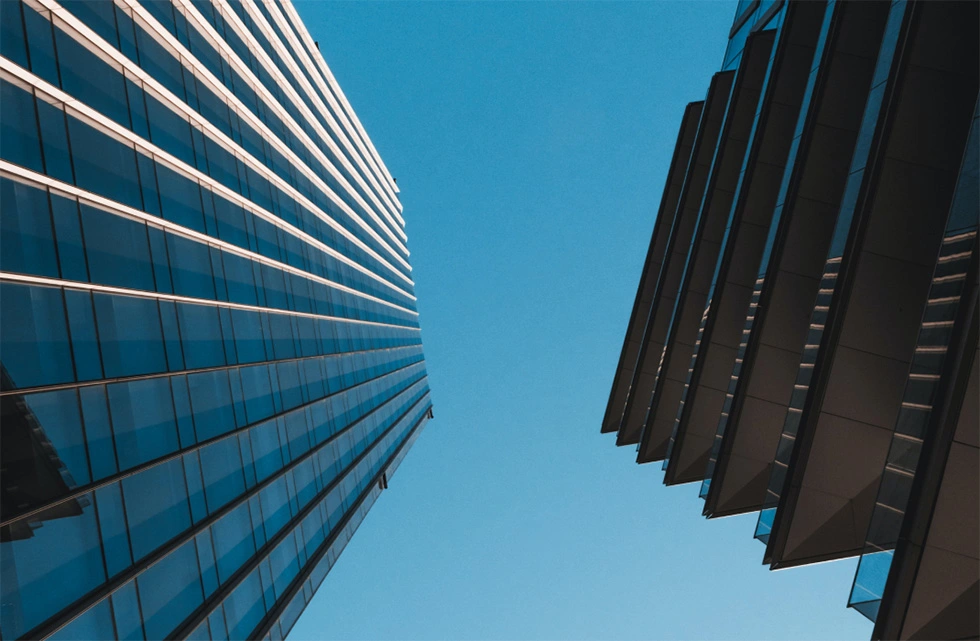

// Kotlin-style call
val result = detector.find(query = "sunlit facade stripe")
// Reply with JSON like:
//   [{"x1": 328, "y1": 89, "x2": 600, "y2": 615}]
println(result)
[{"x1": 0, "y1": 1, "x2": 431, "y2": 639}]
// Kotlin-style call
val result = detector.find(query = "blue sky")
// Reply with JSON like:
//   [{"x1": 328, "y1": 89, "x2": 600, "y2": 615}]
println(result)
[{"x1": 288, "y1": 2, "x2": 873, "y2": 639}]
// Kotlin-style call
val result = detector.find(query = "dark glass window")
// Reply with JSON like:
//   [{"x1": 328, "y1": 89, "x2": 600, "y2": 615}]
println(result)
[
  {"x1": 199, "y1": 437, "x2": 245, "y2": 512},
  {"x1": 240, "y1": 364, "x2": 275, "y2": 423},
  {"x1": 80, "y1": 205, "x2": 155, "y2": 291},
  {"x1": 221, "y1": 251, "x2": 259, "y2": 306},
  {"x1": 61, "y1": 0, "x2": 119, "y2": 49},
  {"x1": 66, "y1": 115, "x2": 142, "y2": 210},
  {"x1": 167, "y1": 233, "x2": 216, "y2": 300},
  {"x1": 54, "y1": 598, "x2": 114, "y2": 641},
  {"x1": 136, "y1": 539, "x2": 204, "y2": 640},
  {"x1": 0, "y1": 283, "x2": 74, "y2": 390},
  {"x1": 177, "y1": 303, "x2": 226, "y2": 369},
  {"x1": 145, "y1": 93, "x2": 195, "y2": 166},
  {"x1": 110, "y1": 581, "x2": 145, "y2": 641},
  {"x1": 187, "y1": 369, "x2": 235, "y2": 442},
  {"x1": 249, "y1": 419, "x2": 283, "y2": 483},
  {"x1": 122, "y1": 457, "x2": 191, "y2": 560},
  {"x1": 211, "y1": 503, "x2": 256, "y2": 583},
  {"x1": 0, "y1": 492, "x2": 107, "y2": 640},
  {"x1": 0, "y1": 79, "x2": 44, "y2": 173},
  {"x1": 0, "y1": 178, "x2": 58, "y2": 277},
  {"x1": 156, "y1": 164, "x2": 205, "y2": 233},
  {"x1": 93, "y1": 293, "x2": 167, "y2": 378},
  {"x1": 231, "y1": 309, "x2": 267, "y2": 364},
  {"x1": 109, "y1": 377, "x2": 180, "y2": 469},
  {"x1": 55, "y1": 26, "x2": 130, "y2": 127},
  {"x1": 95, "y1": 483, "x2": 133, "y2": 578},
  {"x1": 222, "y1": 568, "x2": 265, "y2": 640},
  {"x1": 1, "y1": 1, "x2": 29, "y2": 69},
  {"x1": 36, "y1": 98, "x2": 74, "y2": 184},
  {"x1": 64, "y1": 289, "x2": 104, "y2": 382},
  {"x1": 23, "y1": 5, "x2": 59, "y2": 88}
]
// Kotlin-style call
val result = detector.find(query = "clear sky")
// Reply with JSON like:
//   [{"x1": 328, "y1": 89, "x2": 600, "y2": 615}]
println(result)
[{"x1": 287, "y1": 2, "x2": 873, "y2": 639}]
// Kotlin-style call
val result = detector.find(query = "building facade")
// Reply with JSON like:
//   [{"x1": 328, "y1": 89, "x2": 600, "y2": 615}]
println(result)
[
  {"x1": 602, "y1": 1, "x2": 978, "y2": 639},
  {"x1": 0, "y1": 1, "x2": 431, "y2": 639}
]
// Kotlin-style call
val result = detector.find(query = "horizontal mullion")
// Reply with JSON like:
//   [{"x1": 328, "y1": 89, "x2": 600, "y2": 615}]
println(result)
[
  {"x1": 275, "y1": 0, "x2": 401, "y2": 212},
  {"x1": 236, "y1": 0, "x2": 403, "y2": 239},
  {"x1": 0, "y1": 271, "x2": 419, "y2": 331},
  {"x1": 248, "y1": 407, "x2": 429, "y2": 640},
  {"x1": 0, "y1": 354, "x2": 426, "y2": 525},
  {"x1": 46, "y1": 0, "x2": 411, "y2": 269},
  {"x1": 25, "y1": 380, "x2": 430, "y2": 641},
  {"x1": 174, "y1": 393, "x2": 431, "y2": 641},
  {"x1": 0, "y1": 338, "x2": 421, "y2": 399},
  {"x1": 0, "y1": 58, "x2": 415, "y2": 301},
  {"x1": 0, "y1": 164, "x2": 418, "y2": 319}
]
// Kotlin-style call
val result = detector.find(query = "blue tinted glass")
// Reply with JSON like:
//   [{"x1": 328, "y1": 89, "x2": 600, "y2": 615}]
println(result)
[
  {"x1": 268, "y1": 536, "x2": 299, "y2": 600},
  {"x1": 177, "y1": 303, "x2": 226, "y2": 369},
  {"x1": 64, "y1": 289, "x2": 104, "y2": 381},
  {"x1": 54, "y1": 599, "x2": 115, "y2": 641},
  {"x1": 276, "y1": 361, "x2": 304, "y2": 411},
  {"x1": 249, "y1": 419, "x2": 283, "y2": 483},
  {"x1": 231, "y1": 309, "x2": 267, "y2": 364},
  {"x1": 22, "y1": 5, "x2": 59, "y2": 87},
  {"x1": 122, "y1": 458, "x2": 191, "y2": 560},
  {"x1": 0, "y1": 79, "x2": 44, "y2": 173},
  {"x1": 283, "y1": 410, "x2": 311, "y2": 460},
  {"x1": 136, "y1": 539, "x2": 204, "y2": 640},
  {"x1": 259, "y1": 477, "x2": 292, "y2": 538},
  {"x1": 109, "y1": 377, "x2": 179, "y2": 469},
  {"x1": 157, "y1": 164, "x2": 205, "y2": 232},
  {"x1": 168, "y1": 233, "x2": 217, "y2": 300},
  {"x1": 54, "y1": 26, "x2": 129, "y2": 127},
  {"x1": 223, "y1": 569, "x2": 265, "y2": 640},
  {"x1": 79, "y1": 385, "x2": 118, "y2": 480},
  {"x1": 145, "y1": 93, "x2": 195, "y2": 166},
  {"x1": 0, "y1": 492, "x2": 106, "y2": 639},
  {"x1": 133, "y1": 21, "x2": 184, "y2": 99},
  {"x1": 94, "y1": 293, "x2": 166, "y2": 378},
  {"x1": 66, "y1": 115, "x2": 142, "y2": 210},
  {"x1": 36, "y1": 98, "x2": 75, "y2": 184},
  {"x1": 50, "y1": 193, "x2": 88, "y2": 282},
  {"x1": 8, "y1": 388, "x2": 90, "y2": 495},
  {"x1": 187, "y1": 370, "x2": 235, "y2": 441},
  {"x1": 0, "y1": 1, "x2": 28, "y2": 69},
  {"x1": 111, "y1": 581, "x2": 146, "y2": 641},
  {"x1": 196, "y1": 532, "x2": 219, "y2": 598},
  {"x1": 0, "y1": 178, "x2": 58, "y2": 277},
  {"x1": 199, "y1": 437, "x2": 245, "y2": 512},
  {"x1": 240, "y1": 364, "x2": 275, "y2": 423},
  {"x1": 80, "y1": 205, "x2": 155, "y2": 291},
  {"x1": 0, "y1": 283, "x2": 73, "y2": 389},
  {"x1": 182, "y1": 450, "x2": 208, "y2": 523},
  {"x1": 221, "y1": 251, "x2": 259, "y2": 305},
  {"x1": 212, "y1": 502, "x2": 256, "y2": 582},
  {"x1": 95, "y1": 483, "x2": 133, "y2": 578},
  {"x1": 61, "y1": 0, "x2": 119, "y2": 48}
]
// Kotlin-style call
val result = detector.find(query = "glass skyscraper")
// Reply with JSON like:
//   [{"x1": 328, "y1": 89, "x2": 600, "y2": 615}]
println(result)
[
  {"x1": 0, "y1": 1, "x2": 431, "y2": 639},
  {"x1": 602, "y1": 1, "x2": 978, "y2": 639}
]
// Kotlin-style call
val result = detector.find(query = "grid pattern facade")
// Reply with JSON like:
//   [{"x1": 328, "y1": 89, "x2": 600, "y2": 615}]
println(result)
[
  {"x1": 0, "y1": 1, "x2": 431, "y2": 639},
  {"x1": 601, "y1": 1, "x2": 978, "y2": 639}
]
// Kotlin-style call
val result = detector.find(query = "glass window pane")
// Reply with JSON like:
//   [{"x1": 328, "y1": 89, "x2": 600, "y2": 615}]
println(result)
[
  {"x1": 136, "y1": 539, "x2": 204, "y2": 640},
  {"x1": 108, "y1": 377, "x2": 180, "y2": 469},
  {"x1": 0, "y1": 283, "x2": 73, "y2": 389},
  {"x1": 93, "y1": 293, "x2": 166, "y2": 378},
  {"x1": 122, "y1": 458, "x2": 191, "y2": 560},
  {"x1": 0, "y1": 178, "x2": 58, "y2": 277},
  {"x1": 80, "y1": 204, "x2": 155, "y2": 291}
]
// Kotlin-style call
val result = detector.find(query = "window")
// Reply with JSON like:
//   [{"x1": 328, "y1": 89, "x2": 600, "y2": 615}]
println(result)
[
  {"x1": 0, "y1": 178, "x2": 58, "y2": 278},
  {"x1": 94, "y1": 293, "x2": 167, "y2": 378},
  {"x1": 0, "y1": 283, "x2": 74, "y2": 389},
  {"x1": 187, "y1": 369, "x2": 236, "y2": 442},
  {"x1": 136, "y1": 539, "x2": 204, "y2": 640},
  {"x1": 109, "y1": 376, "x2": 180, "y2": 469},
  {"x1": 122, "y1": 458, "x2": 191, "y2": 561},
  {"x1": 80, "y1": 205, "x2": 155, "y2": 291}
]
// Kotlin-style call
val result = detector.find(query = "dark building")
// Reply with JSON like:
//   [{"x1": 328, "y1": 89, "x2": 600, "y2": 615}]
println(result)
[
  {"x1": 602, "y1": 1, "x2": 978, "y2": 638},
  {"x1": 0, "y1": 0, "x2": 431, "y2": 639}
]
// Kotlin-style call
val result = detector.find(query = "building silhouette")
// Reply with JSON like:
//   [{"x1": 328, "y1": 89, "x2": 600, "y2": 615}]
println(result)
[
  {"x1": 0, "y1": 0, "x2": 431, "y2": 638},
  {"x1": 602, "y1": 1, "x2": 978, "y2": 639}
]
